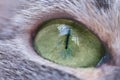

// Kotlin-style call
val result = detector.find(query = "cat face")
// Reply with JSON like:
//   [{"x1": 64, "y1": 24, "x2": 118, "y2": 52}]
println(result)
[{"x1": 0, "y1": 0, "x2": 120, "y2": 80}]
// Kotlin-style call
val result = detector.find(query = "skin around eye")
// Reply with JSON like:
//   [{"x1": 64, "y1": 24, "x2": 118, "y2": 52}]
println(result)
[{"x1": 34, "y1": 19, "x2": 105, "y2": 68}]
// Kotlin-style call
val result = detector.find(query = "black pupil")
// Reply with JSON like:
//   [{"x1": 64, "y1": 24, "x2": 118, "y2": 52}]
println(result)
[{"x1": 65, "y1": 29, "x2": 71, "y2": 49}]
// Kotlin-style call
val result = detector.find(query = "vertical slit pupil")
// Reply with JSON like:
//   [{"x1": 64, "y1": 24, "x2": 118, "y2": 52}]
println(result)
[{"x1": 65, "y1": 29, "x2": 71, "y2": 49}]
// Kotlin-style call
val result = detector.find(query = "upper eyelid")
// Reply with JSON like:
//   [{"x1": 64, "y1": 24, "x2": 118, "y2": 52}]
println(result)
[{"x1": 12, "y1": 1, "x2": 93, "y2": 34}]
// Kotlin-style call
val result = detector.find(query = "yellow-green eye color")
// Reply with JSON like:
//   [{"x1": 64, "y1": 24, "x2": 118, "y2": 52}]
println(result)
[{"x1": 34, "y1": 19, "x2": 105, "y2": 67}]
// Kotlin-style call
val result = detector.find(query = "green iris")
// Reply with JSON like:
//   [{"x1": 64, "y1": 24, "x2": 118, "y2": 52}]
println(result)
[{"x1": 34, "y1": 19, "x2": 105, "y2": 67}]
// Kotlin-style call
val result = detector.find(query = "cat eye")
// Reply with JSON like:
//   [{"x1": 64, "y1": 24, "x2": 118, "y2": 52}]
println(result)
[{"x1": 33, "y1": 19, "x2": 106, "y2": 68}]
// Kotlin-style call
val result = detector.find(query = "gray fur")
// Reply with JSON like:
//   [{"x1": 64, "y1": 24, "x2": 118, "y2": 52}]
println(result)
[
  {"x1": 0, "y1": 0, "x2": 120, "y2": 80},
  {"x1": 0, "y1": 51, "x2": 79, "y2": 80}
]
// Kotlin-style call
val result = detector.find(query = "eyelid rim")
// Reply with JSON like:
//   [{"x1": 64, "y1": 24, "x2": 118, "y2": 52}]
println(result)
[{"x1": 30, "y1": 12, "x2": 75, "y2": 36}]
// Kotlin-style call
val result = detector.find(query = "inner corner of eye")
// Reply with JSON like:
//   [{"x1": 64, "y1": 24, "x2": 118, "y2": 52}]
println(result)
[{"x1": 33, "y1": 19, "x2": 107, "y2": 68}]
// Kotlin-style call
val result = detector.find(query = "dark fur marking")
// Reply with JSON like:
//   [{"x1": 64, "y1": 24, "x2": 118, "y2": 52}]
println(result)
[{"x1": 95, "y1": 0, "x2": 110, "y2": 10}]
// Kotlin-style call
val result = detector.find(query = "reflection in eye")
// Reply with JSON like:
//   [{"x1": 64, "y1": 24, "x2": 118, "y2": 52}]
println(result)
[{"x1": 34, "y1": 19, "x2": 106, "y2": 68}]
